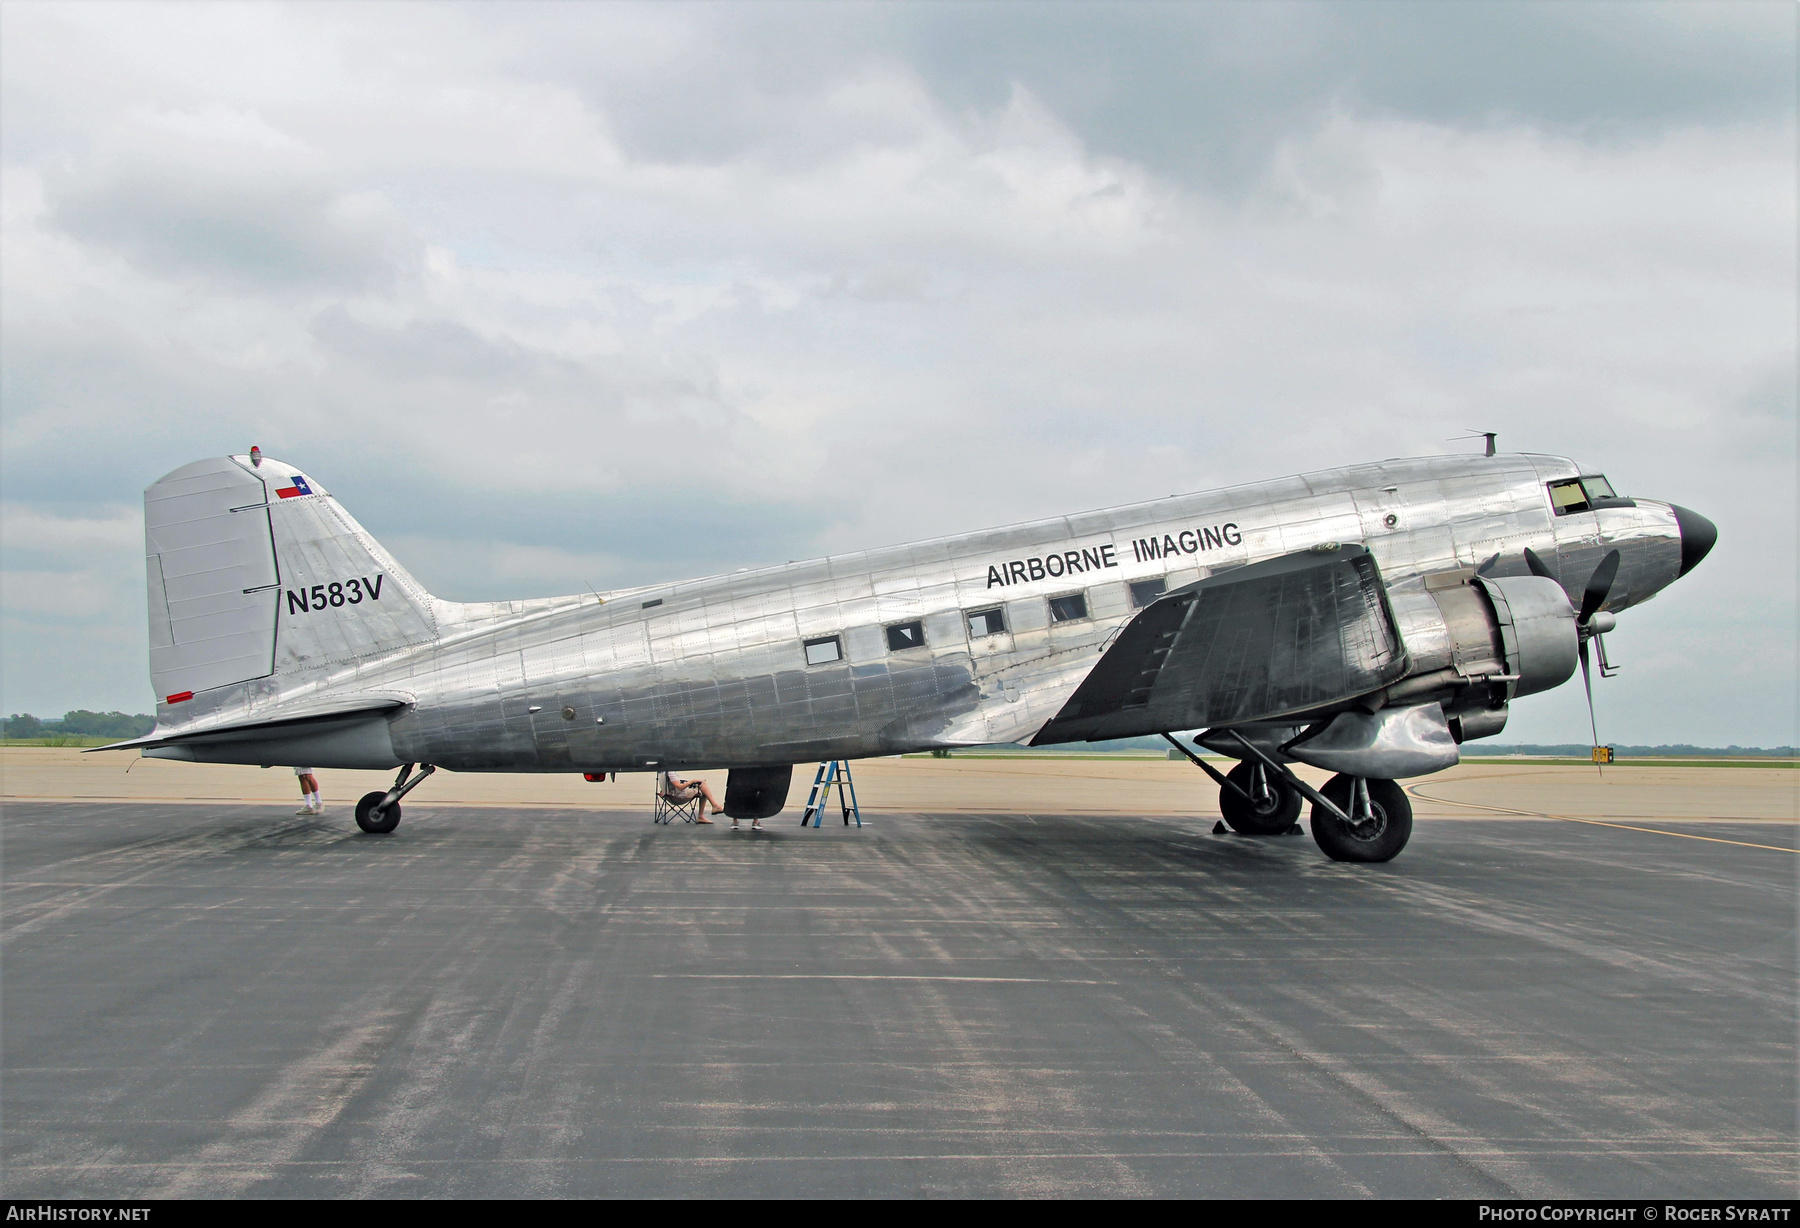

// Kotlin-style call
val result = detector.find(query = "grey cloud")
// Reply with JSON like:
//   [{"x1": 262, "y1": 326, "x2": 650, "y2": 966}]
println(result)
[
  {"x1": 308, "y1": 307, "x2": 535, "y2": 383},
  {"x1": 50, "y1": 163, "x2": 418, "y2": 291},
  {"x1": 477, "y1": 1, "x2": 1795, "y2": 192},
  {"x1": 904, "y1": 2, "x2": 1797, "y2": 191},
  {"x1": 1, "y1": 2, "x2": 1791, "y2": 740}
]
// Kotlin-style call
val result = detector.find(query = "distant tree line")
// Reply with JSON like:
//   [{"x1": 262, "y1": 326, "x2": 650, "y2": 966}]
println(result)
[
  {"x1": 0, "y1": 715, "x2": 1790, "y2": 756},
  {"x1": 1469, "y1": 743, "x2": 1796, "y2": 758},
  {"x1": 4, "y1": 711, "x2": 155, "y2": 739}
]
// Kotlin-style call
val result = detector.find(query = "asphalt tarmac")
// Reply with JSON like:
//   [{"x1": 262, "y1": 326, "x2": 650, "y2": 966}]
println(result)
[{"x1": 3, "y1": 780, "x2": 1794, "y2": 1200}]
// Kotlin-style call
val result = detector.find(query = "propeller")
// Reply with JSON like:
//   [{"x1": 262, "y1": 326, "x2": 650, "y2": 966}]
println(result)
[
  {"x1": 1574, "y1": 549, "x2": 1622, "y2": 772},
  {"x1": 1515, "y1": 545, "x2": 1621, "y2": 766}
]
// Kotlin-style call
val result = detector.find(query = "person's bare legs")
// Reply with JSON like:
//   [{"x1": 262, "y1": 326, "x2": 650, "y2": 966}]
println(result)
[
  {"x1": 296, "y1": 772, "x2": 320, "y2": 815},
  {"x1": 681, "y1": 779, "x2": 716, "y2": 823},
  {"x1": 698, "y1": 781, "x2": 724, "y2": 821}
]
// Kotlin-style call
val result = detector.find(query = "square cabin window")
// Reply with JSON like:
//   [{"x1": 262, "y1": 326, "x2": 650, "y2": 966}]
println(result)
[
  {"x1": 886, "y1": 620, "x2": 925, "y2": 651},
  {"x1": 967, "y1": 607, "x2": 1006, "y2": 638},
  {"x1": 1548, "y1": 478, "x2": 1589, "y2": 516},
  {"x1": 1129, "y1": 578, "x2": 1167, "y2": 609},
  {"x1": 1048, "y1": 593, "x2": 1089, "y2": 623},
  {"x1": 803, "y1": 636, "x2": 842, "y2": 666}
]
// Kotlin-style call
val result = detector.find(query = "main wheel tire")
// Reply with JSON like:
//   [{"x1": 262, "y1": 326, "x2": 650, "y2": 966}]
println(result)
[
  {"x1": 1219, "y1": 760, "x2": 1302, "y2": 834},
  {"x1": 355, "y1": 791, "x2": 401, "y2": 834},
  {"x1": 1310, "y1": 775, "x2": 1411, "y2": 862}
]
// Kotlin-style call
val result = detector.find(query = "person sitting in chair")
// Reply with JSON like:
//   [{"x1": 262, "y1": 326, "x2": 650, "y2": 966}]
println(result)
[{"x1": 660, "y1": 771, "x2": 724, "y2": 824}]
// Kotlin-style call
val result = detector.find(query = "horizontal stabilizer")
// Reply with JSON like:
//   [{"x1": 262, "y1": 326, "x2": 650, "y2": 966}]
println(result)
[{"x1": 87, "y1": 692, "x2": 412, "y2": 753}]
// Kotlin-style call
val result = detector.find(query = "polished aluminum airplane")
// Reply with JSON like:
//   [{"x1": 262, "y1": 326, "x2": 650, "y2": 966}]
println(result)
[{"x1": 99, "y1": 446, "x2": 1716, "y2": 861}]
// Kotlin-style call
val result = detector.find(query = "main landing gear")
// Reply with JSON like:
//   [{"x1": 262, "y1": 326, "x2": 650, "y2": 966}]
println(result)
[
  {"x1": 355, "y1": 762, "x2": 436, "y2": 835},
  {"x1": 1162, "y1": 733, "x2": 1414, "y2": 862},
  {"x1": 1218, "y1": 760, "x2": 1302, "y2": 835},
  {"x1": 1308, "y1": 774, "x2": 1412, "y2": 863}
]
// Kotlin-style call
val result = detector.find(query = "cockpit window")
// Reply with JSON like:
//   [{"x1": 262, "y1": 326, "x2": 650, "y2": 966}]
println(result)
[
  {"x1": 1549, "y1": 474, "x2": 1629, "y2": 515},
  {"x1": 1548, "y1": 479, "x2": 1589, "y2": 515}
]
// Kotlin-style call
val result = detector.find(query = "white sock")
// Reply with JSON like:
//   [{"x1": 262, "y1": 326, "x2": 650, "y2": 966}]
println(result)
[{"x1": 308, "y1": 792, "x2": 321, "y2": 809}]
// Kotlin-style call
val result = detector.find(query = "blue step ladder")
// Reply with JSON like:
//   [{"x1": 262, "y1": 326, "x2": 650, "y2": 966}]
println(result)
[{"x1": 801, "y1": 760, "x2": 861, "y2": 828}]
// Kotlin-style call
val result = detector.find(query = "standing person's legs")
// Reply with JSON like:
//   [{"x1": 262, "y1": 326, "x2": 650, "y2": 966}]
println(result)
[{"x1": 295, "y1": 768, "x2": 320, "y2": 814}]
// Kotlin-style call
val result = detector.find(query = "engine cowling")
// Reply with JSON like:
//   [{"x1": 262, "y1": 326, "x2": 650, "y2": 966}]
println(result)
[{"x1": 1382, "y1": 572, "x2": 1578, "y2": 737}]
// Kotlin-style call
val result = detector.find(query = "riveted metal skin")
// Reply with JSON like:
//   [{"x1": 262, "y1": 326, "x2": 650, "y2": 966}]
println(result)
[{"x1": 120, "y1": 451, "x2": 1694, "y2": 778}]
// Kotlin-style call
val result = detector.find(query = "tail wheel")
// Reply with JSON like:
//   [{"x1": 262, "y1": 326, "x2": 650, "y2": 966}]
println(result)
[
  {"x1": 355, "y1": 791, "x2": 401, "y2": 834},
  {"x1": 1310, "y1": 775, "x2": 1411, "y2": 863},
  {"x1": 1219, "y1": 760, "x2": 1302, "y2": 834}
]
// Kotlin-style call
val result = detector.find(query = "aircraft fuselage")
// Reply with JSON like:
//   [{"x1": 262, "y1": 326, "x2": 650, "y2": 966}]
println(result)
[{"x1": 333, "y1": 451, "x2": 1684, "y2": 773}]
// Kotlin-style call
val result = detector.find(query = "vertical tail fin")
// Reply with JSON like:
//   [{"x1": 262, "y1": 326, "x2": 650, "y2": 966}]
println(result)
[{"x1": 145, "y1": 454, "x2": 437, "y2": 711}]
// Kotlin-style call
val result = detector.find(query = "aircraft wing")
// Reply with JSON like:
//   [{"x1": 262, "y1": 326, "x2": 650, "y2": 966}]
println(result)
[
  {"x1": 1032, "y1": 544, "x2": 1408, "y2": 744},
  {"x1": 87, "y1": 692, "x2": 413, "y2": 753}
]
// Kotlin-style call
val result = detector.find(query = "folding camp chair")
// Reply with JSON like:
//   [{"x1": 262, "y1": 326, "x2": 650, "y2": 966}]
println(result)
[{"x1": 653, "y1": 771, "x2": 702, "y2": 825}]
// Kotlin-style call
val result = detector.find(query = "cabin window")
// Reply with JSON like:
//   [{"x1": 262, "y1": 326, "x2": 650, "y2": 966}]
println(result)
[
  {"x1": 1048, "y1": 593, "x2": 1088, "y2": 623},
  {"x1": 885, "y1": 620, "x2": 925, "y2": 651},
  {"x1": 967, "y1": 607, "x2": 1006, "y2": 638},
  {"x1": 1580, "y1": 474, "x2": 1616, "y2": 500},
  {"x1": 1548, "y1": 479, "x2": 1588, "y2": 515},
  {"x1": 1129, "y1": 578, "x2": 1166, "y2": 608},
  {"x1": 803, "y1": 636, "x2": 842, "y2": 665}
]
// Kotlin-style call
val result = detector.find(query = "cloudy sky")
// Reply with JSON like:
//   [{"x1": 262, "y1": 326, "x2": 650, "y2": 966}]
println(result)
[{"x1": 3, "y1": 1, "x2": 1794, "y2": 745}]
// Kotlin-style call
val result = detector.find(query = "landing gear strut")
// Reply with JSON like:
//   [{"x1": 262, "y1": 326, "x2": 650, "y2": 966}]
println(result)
[{"x1": 355, "y1": 762, "x2": 435, "y2": 835}]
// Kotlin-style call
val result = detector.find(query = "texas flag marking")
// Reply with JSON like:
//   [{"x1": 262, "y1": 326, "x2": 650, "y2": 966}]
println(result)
[{"x1": 275, "y1": 475, "x2": 314, "y2": 499}]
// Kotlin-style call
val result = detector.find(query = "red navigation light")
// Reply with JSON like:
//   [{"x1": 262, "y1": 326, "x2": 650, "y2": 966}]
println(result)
[
  {"x1": 166, "y1": 691, "x2": 194, "y2": 704},
  {"x1": 248, "y1": 446, "x2": 262, "y2": 467},
  {"x1": 583, "y1": 772, "x2": 612, "y2": 783}
]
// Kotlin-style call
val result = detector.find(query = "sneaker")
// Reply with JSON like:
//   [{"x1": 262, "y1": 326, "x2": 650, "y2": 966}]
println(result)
[
  {"x1": 751, "y1": 820, "x2": 763, "y2": 831},
  {"x1": 730, "y1": 820, "x2": 740, "y2": 831},
  {"x1": 296, "y1": 806, "x2": 316, "y2": 815}
]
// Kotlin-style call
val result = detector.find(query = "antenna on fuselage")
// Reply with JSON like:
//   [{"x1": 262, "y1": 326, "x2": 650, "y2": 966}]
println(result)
[{"x1": 1450, "y1": 430, "x2": 1498, "y2": 457}]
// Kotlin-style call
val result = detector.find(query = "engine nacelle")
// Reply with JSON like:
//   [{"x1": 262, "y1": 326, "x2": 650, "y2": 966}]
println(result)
[
  {"x1": 724, "y1": 765, "x2": 793, "y2": 818},
  {"x1": 1383, "y1": 572, "x2": 1578, "y2": 734},
  {"x1": 1196, "y1": 570, "x2": 1578, "y2": 766}
]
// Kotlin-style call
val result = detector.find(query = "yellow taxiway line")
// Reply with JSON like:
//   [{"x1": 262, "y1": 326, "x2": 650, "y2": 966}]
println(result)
[{"x1": 1406, "y1": 784, "x2": 1798, "y2": 854}]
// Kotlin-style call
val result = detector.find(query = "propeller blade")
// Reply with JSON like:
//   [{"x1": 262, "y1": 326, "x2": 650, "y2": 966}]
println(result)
[
  {"x1": 1579, "y1": 550, "x2": 1621, "y2": 625},
  {"x1": 1580, "y1": 638, "x2": 1597, "y2": 739},
  {"x1": 1523, "y1": 547, "x2": 1554, "y2": 579},
  {"x1": 1580, "y1": 636, "x2": 1603, "y2": 774}
]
